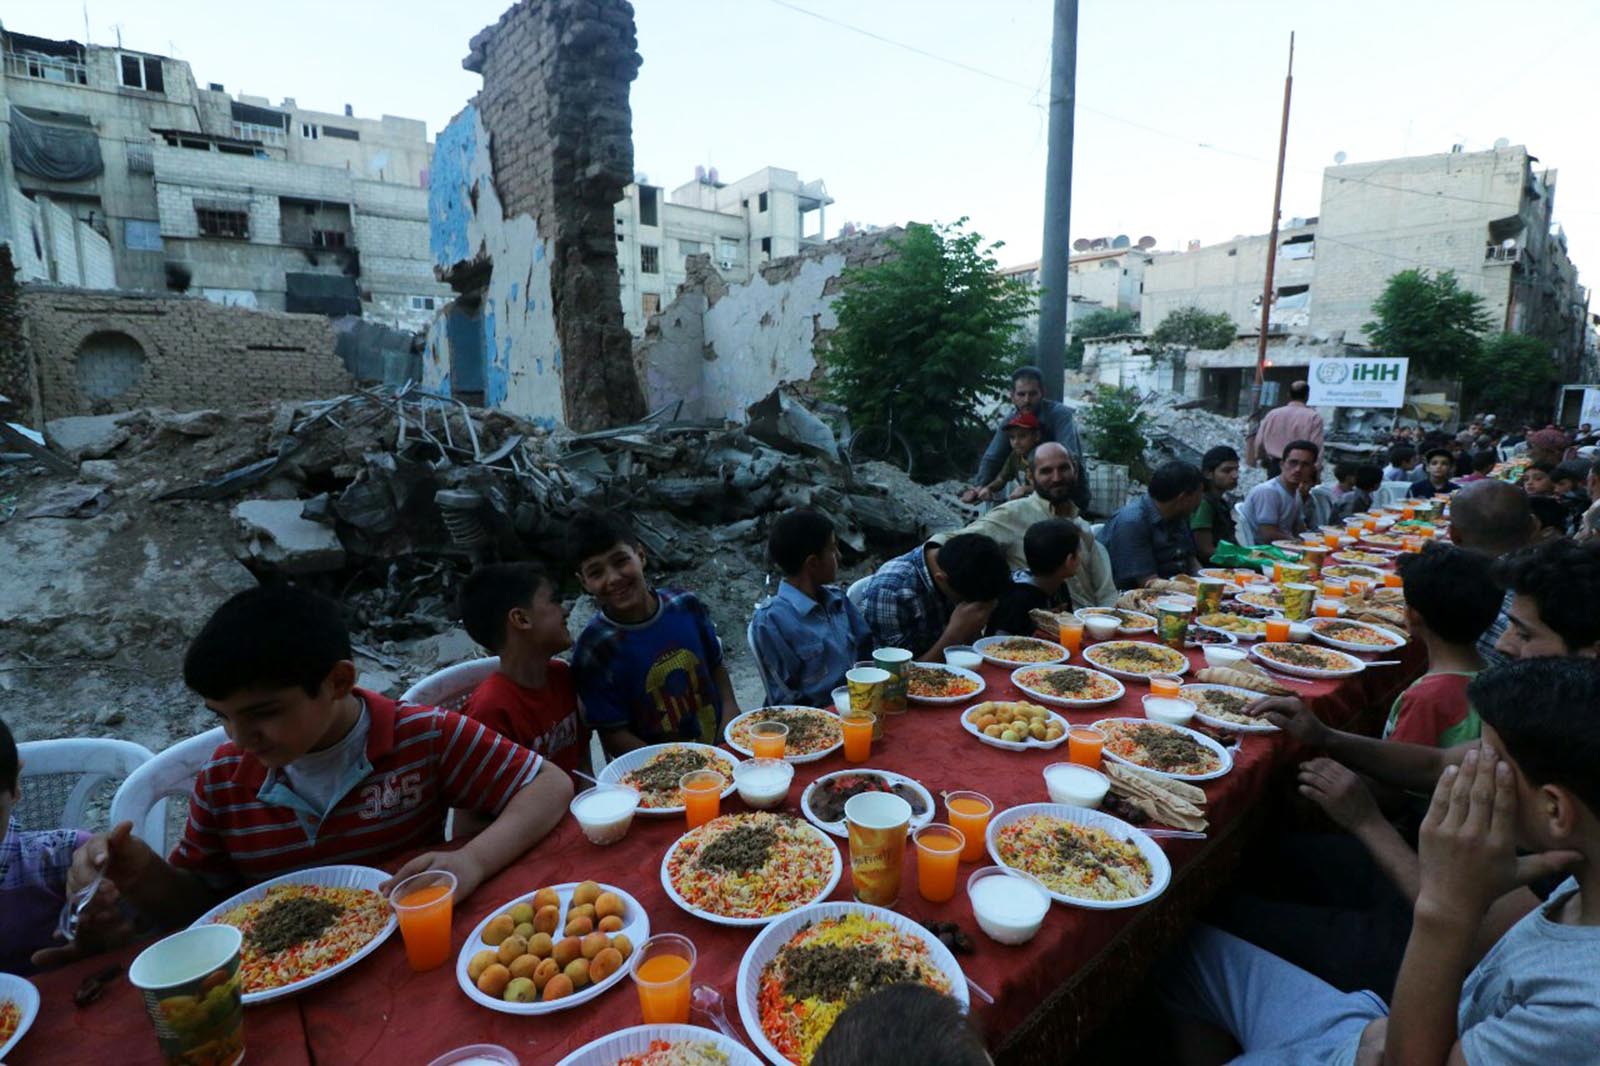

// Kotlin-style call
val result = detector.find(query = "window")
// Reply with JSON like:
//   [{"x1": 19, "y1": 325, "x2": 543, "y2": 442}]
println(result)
[
  {"x1": 639, "y1": 186, "x2": 659, "y2": 227},
  {"x1": 119, "y1": 54, "x2": 164, "y2": 93},
  {"x1": 195, "y1": 206, "x2": 249, "y2": 240},
  {"x1": 300, "y1": 123, "x2": 319, "y2": 140},
  {"x1": 321, "y1": 125, "x2": 360, "y2": 141},
  {"x1": 758, "y1": 192, "x2": 769, "y2": 213},
  {"x1": 311, "y1": 230, "x2": 347, "y2": 249},
  {"x1": 410, "y1": 295, "x2": 438, "y2": 311},
  {"x1": 640, "y1": 244, "x2": 660, "y2": 274},
  {"x1": 679, "y1": 240, "x2": 703, "y2": 257},
  {"x1": 760, "y1": 237, "x2": 772, "y2": 255},
  {"x1": 642, "y1": 293, "x2": 661, "y2": 316}
]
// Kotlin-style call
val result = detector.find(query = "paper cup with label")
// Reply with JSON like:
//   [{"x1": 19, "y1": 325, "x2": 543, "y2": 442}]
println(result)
[
  {"x1": 844, "y1": 791, "x2": 912, "y2": 906},
  {"x1": 1298, "y1": 545, "x2": 1329, "y2": 580},
  {"x1": 1277, "y1": 562, "x2": 1311, "y2": 586},
  {"x1": 871, "y1": 647, "x2": 913, "y2": 715},
  {"x1": 129, "y1": 924, "x2": 246, "y2": 1066},
  {"x1": 846, "y1": 666, "x2": 889, "y2": 739},
  {"x1": 1194, "y1": 579, "x2": 1227, "y2": 614},
  {"x1": 1154, "y1": 599, "x2": 1193, "y2": 649},
  {"x1": 1281, "y1": 582, "x2": 1318, "y2": 622}
]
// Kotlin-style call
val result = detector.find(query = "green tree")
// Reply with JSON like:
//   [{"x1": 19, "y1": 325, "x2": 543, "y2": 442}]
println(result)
[
  {"x1": 1365, "y1": 269, "x2": 1493, "y2": 376},
  {"x1": 1460, "y1": 332, "x2": 1560, "y2": 421},
  {"x1": 1151, "y1": 306, "x2": 1237, "y2": 350},
  {"x1": 1066, "y1": 307, "x2": 1139, "y2": 369},
  {"x1": 1084, "y1": 385, "x2": 1149, "y2": 471},
  {"x1": 822, "y1": 219, "x2": 1033, "y2": 470}
]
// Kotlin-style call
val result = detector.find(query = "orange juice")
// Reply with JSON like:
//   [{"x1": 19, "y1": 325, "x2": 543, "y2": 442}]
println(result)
[
  {"x1": 1345, "y1": 578, "x2": 1369, "y2": 598},
  {"x1": 1383, "y1": 573, "x2": 1403, "y2": 588},
  {"x1": 680, "y1": 771, "x2": 724, "y2": 829},
  {"x1": 1058, "y1": 620, "x2": 1084, "y2": 654},
  {"x1": 390, "y1": 873, "x2": 455, "y2": 972},
  {"x1": 913, "y1": 825, "x2": 965, "y2": 902},
  {"x1": 1363, "y1": 518, "x2": 1378, "y2": 532},
  {"x1": 1321, "y1": 582, "x2": 1345, "y2": 598},
  {"x1": 945, "y1": 792, "x2": 993, "y2": 862},
  {"x1": 1068, "y1": 728, "x2": 1103, "y2": 770},
  {"x1": 841, "y1": 714, "x2": 875, "y2": 763},
  {"x1": 1324, "y1": 531, "x2": 1341, "y2": 548},
  {"x1": 1402, "y1": 506, "x2": 1415, "y2": 519},
  {"x1": 632, "y1": 935, "x2": 695, "y2": 1023},
  {"x1": 1418, "y1": 525, "x2": 1436, "y2": 539},
  {"x1": 749, "y1": 721, "x2": 787, "y2": 760},
  {"x1": 1149, "y1": 675, "x2": 1181, "y2": 698},
  {"x1": 1403, "y1": 535, "x2": 1423, "y2": 553},
  {"x1": 1264, "y1": 617, "x2": 1291, "y2": 643},
  {"x1": 1314, "y1": 599, "x2": 1341, "y2": 618}
]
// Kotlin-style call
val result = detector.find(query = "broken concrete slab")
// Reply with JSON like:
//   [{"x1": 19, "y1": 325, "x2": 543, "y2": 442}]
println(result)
[
  {"x1": 46, "y1": 414, "x2": 131, "y2": 460},
  {"x1": 233, "y1": 499, "x2": 347, "y2": 574},
  {"x1": 78, "y1": 460, "x2": 120, "y2": 484},
  {"x1": 22, "y1": 484, "x2": 112, "y2": 519},
  {"x1": 156, "y1": 409, "x2": 229, "y2": 437}
]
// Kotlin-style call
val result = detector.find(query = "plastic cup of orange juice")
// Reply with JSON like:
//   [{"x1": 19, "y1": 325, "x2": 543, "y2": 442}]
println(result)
[
  {"x1": 1401, "y1": 505, "x2": 1415, "y2": 519},
  {"x1": 389, "y1": 869, "x2": 457, "y2": 972},
  {"x1": 1418, "y1": 525, "x2": 1437, "y2": 539},
  {"x1": 679, "y1": 770, "x2": 725, "y2": 829},
  {"x1": 1264, "y1": 617, "x2": 1292, "y2": 643},
  {"x1": 1402, "y1": 535, "x2": 1423, "y2": 553},
  {"x1": 749, "y1": 721, "x2": 788, "y2": 760},
  {"x1": 1058, "y1": 619, "x2": 1085, "y2": 654},
  {"x1": 913, "y1": 824, "x2": 966, "y2": 902},
  {"x1": 1314, "y1": 599, "x2": 1341, "y2": 618},
  {"x1": 1068, "y1": 728, "x2": 1104, "y2": 770},
  {"x1": 840, "y1": 713, "x2": 875, "y2": 763},
  {"x1": 1345, "y1": 578, "x2": 1370, "y2": 598},
  {"x1": 1149, "y1": 674, "x2": 1182, "y2": 699},
  {"x1": 630, "y1": 933, "x2": 696, "y2": 1024},
  {"x1": 944, "y1": 791, "x2": 993, "y2": 862},
  {"x1": 1363, "y1": 517, "x2": 1378, "y2": 532},
  {"x1": 1324, "y1": 531, "x2": 1342, "y2": 548},
  {"x1": 1384, "y1": 572, "x2": 1403, "y2": 588}
]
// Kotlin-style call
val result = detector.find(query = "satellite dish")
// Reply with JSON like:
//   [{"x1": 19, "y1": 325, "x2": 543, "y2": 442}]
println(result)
[
  {"x1": 1136, "y1": 235, "x2": 1156, "y2": 250},
  {"x1": 1090, "y1": 238, "x2": 1108, "y2": 250},
  {"x1": 1112, "y1": 234, "x2": 1131, "y2": 249},
  {"x1": 1501, "y1": 237, "x2": 1517, "y2": 249},
  {"x1": 1333, "y1": 150, "x2": 1347, "y2": 164},
  {"x1": 1073, "y1": 238, "x2": 1092, "y2": 252},
  {"x1": 1493, "y1": 137, "x2": 1509, "y2": 149}
]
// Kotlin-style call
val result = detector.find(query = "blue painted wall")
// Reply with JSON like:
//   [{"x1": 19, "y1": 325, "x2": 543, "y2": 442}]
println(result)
[{"x1": 429, "y1": 106, "x2": 478, "y2": 271}]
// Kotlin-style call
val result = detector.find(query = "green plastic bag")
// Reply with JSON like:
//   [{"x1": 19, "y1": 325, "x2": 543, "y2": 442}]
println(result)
[{"x1": 1209, "y1": 540, "x2": 1301, "y2": 572}]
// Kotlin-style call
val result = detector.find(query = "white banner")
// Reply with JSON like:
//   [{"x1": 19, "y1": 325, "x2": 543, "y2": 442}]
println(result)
[
  {"x1": 1579, "y1": 388, "x2": 1600, "y2": 428},
  {"x1": 1308, "y1": 357, "x2": 1410, "y2": 409}
]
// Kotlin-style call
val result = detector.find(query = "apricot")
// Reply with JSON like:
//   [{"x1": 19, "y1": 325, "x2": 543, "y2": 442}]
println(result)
[
  {"x1": 580, "y1": 932, "x2": 610, "y2": 960},
  {"x1": 563, "y1": 957, "x2": 591, "y2": 989},
  {"x1": 552, "y1": 936, "x2": 583, "y2": 967},
  {"x1": 594, "y1": 892, "x2": 625, "y2": 920},
  {"x1": 531, "y1": 887, "x2": 560, "y2": 912},
  {"x1": 532, "y1": 905, "x2": 561, "y2": 935},
  {"x1": 589, "y1": 947, "x2": 623, "y2": 983},
  {"x1": 476, "y1": 963, "x2": 511, "y2": 998},
  {"x1": 526, "y1": 932, "x2": 554, "y2": 959},
  {"x1": 598, "y1": 915, "x2": 623, "y2": 934},
  {"x1": 504, "y1": 977, "x2": 536, "y2": 1003},
  {"x1": 508, "y1": 954, "x2": 540, "y2": 980},
  {"x1": 467, "y1": 950, "x2": 499, "y2": 983},
  {"x1": 564, "y1": 915, "x2": 594, "y2": 938},
  {"x1": 513, "y1": 922, "x2": 536, "y2": 941},
  {"x1": 610, "y1": 934, "x2": 634, "y2": 960},
  {"x1": 572, "y1": 880, "x2": 602, "y2": 907},
  {"x1": 532, "y1": 957, "x2": 560, "y2": 990},
  {"x1": 496, "y1": 935, "x2": 528, "y2": 965},
  {"x1": 509, "y1": 902, "x2": 535, "y2": 925},
  {"x1": 480, "y1": 915, "x2": 516, "y2": 946},
  {"x1": 568, "y1": 903, "x2": 597, "y2": 923},
  {"x1": 542, "y1": 973, "x2": 574, "y2": 1001}
]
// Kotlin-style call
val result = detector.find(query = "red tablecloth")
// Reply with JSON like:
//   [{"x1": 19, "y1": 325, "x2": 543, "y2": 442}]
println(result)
[{"x1": 15, "y1": 641, "x2": 1422, "y2": 1066}]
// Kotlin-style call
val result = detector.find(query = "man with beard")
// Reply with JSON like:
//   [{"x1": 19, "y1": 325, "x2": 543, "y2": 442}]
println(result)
[
  {"x1": 936, "y1": 442, "x2": 1117, "y2": 606},
  {"x1": 965, "y1": 366, "x2": 1089, "y2": 510}
]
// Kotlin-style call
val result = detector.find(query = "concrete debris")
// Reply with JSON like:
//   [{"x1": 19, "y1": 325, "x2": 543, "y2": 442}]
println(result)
[
  {"x1": 45, "y1": 413, "x2": 131, "y2": 460},
  {"x1": 233, "y1": 499, "x2": 347, "y2": 574},
  {"x1": 22, "y1": 483, "x2": 112, "y2": 519},
  {"x1": 77, "y1": 460, "x2": 120, "y2": 484},
  {"x1": 1137, "y1": 390, "x2": 1268, "y2": 496}
]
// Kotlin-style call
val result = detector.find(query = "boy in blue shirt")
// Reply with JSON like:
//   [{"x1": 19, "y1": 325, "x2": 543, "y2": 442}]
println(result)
[
  {"x1": 570, "y1": 511, "x2": 742, "y2": 755},
  {"x1": 750, "y1": 509, "x2": 872, "y2": 707}
]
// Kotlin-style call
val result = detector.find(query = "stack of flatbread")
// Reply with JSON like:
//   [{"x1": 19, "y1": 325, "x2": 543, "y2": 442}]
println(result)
[
  {"x1": 1105, "y1": 763, "x2": 1207, "y2": 832},
  {"x1": 1195, "y1": 660, "x2": 1294, "y2": 697}
]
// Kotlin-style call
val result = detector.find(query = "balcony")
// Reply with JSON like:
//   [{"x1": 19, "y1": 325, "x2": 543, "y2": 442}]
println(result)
[
  {"x1": 4, "y1": 50, "x2": 88, "y2": 85},
  {"x1": 1485, "y1": 244, "x2": 1521, "y2": 264},
  {"x1": 231, "y1": 121, "x2": 287, "y2": 147}
]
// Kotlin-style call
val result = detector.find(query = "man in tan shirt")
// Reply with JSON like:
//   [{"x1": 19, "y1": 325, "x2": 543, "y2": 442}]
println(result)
[
  {"x1": 932, "y1": 443, "x2": 1118, "y2": 606},
  {"x1": 1249, "y1": 381, "x2": 1325, "y2": 478}
]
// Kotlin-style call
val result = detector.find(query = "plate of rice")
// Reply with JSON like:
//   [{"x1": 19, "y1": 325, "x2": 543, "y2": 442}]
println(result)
[
  {"x1": 555, "y1": 1024, "x2": 763, "y2": 1066},
  {"x1": 972, "y1": 635, "x2": 1069, "y2": 666},
  {"x1": 0, "y1": 974, "x2": 39, "y2": 1062},
  {"x1": 599, "y1": 743, "x2": 740, "y2": 814},
  {"x1": 662, "y1": 812, "x2": 842, "y2": 927},
  {"x1": 1178, "y1": 683, "x2": 1279, "y2": 733},
  {"x1": 986, "y1": 803, "x2": 1170, "y2": 909}
]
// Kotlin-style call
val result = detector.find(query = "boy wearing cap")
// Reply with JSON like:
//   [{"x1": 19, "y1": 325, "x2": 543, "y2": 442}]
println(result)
[{"x1": 962, "y1": 410, "x2": 1040, "y2": 503}]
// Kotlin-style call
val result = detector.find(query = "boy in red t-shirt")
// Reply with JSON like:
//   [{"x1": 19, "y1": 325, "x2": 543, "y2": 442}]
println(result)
[
  {"x1": 1380, "y1": 543, "x2": 1503, "y2": 747},
  {"x1": 459, "y1": 563, "x2": 588, "y2": 773}
]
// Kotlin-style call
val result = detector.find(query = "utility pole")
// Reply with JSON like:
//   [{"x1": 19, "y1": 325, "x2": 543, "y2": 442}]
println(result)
[
  {"x1": 1251, "y1": 32, "x2": 1295, "y2": 411},
  {"x1": 1036, "y1": 0, "x2": 1078, "y2": 401}
]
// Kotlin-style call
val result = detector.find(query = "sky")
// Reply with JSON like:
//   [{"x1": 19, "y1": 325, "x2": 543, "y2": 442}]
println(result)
[{"x1": 8, "y1": 0, "x2": 1599, "y2": 275}]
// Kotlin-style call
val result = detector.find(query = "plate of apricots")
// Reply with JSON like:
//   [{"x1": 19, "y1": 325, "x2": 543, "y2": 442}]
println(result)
[{"x1": 455, "y1": 879, "x2": 650, "y2": 1014}]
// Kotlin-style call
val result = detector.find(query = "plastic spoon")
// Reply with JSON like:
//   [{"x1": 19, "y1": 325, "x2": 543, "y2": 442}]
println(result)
[
  {"x1": 56, "y1": 861, "x2": 106, "y2": 942},
  {"x1": 691, "y1": 983, "x2": 745, "y2": 1045}
]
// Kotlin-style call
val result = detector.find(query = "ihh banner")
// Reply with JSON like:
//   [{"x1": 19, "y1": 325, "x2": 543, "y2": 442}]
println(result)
[{"x1": 1307, "y1": 357, "x2": 1410, "y2": 409}]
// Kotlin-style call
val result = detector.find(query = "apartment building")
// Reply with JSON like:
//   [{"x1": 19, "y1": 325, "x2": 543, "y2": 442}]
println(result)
[
  {"x1": 1001, "y1": 243, "x2": 1157, "y2": 350},
  {"x1": 613, "y1": 165, "x2": 832, "y2": 334},
  {"x1": 0, "y1": 23, "x2": 447, "y2": 329}
]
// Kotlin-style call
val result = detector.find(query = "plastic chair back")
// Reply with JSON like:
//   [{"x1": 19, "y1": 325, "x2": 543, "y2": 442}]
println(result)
[
  {"x1": 846, "y1": 576, "x2": 871, "y2": 610},
  {"x1": 108, "y1": 727, "x2": 227, "y2": 853},
  {"x1": 400, "y1": 656, "x2": 501, "y2": 711},
  {"x1": 15, "y1": 738, "x2": 153, "y2": 832}
]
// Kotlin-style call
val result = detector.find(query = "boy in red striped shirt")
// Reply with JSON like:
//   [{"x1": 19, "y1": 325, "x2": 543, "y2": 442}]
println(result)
[{"x1": 62, "y1": 586, "x2": 573, "y2": 935}]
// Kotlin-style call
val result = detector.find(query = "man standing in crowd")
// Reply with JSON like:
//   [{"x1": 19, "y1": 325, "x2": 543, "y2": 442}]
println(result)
[
  {"x1": 1101, "y1": 461, "x2": 1203, "y2": 588},
  {"x1": 967, "y1": 366, "x2": 1088, "y2": 510},
  {"x1": 1247, "y1": 381, "x2": 1323, "y2": 478},
  {"x1": 1448, "y1": 480, "x2": 1537, "y2": 667},
  {"x1": 1237, "y1": 439, "x2": 1319, "y2": 545},
  {"x1": 938, "y1": 442, "x2": 1116, "y2": 607}
]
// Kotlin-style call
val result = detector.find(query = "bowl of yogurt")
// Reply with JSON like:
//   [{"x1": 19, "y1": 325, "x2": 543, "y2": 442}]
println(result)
[
  {"x1": 943, "y1": 645, "x2": 983, "y2": 671},
  {"x1": 733, "y1": 758, "x2": 794, "y2": 810},
  {"x1": 1084, "y1": 615, "x2": 1120, "y2": 641},
  {"x1": 427, "y1": 1045, "x2": 519, "y2": 1065},
  {"x1": 966, "y1": 865, "x2": 1051, "y2": 945},
  {"x1": 569, "y1": 784, "x2": 640, "y2": 846},
  {"x1": 1143, "y1": 695, "x2": 1197, "y2": 726},
  {"x1": 1043, "y1": 763, "x2": 1109, "y2": 808},
  {"x1": 1202, "y1": 645, "x2": 1247, "y2": 670}
]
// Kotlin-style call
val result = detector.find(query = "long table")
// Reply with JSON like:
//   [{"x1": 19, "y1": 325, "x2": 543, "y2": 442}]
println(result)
[{"x1": 15, "y1": 639, "x2": 1422, "y2": 1066}]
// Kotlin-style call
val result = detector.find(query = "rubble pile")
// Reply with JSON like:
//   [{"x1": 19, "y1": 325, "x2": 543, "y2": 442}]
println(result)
[{"x1": 1137, "y1": 391, "x2": 1267, "y2": 495}]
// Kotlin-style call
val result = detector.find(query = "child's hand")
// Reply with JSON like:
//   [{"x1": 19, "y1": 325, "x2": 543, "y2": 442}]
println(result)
[
  {"x1": 1297, "y1": 758, "x2": 1381, "y2": 833},
  {"x1": 1256, "y1": 697, "x2": 1327, "y2": 745},
  {"x1": 32, "y1": 823, "x2": 149, "y2": 969},
  {"x1": 381, "y1": 849, "x2": 488, "y2": 904}
]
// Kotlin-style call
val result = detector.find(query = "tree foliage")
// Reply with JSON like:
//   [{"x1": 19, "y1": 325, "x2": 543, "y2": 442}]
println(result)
[
  {"x1": 1461, "y1": 332, "x2": 1560, "y2": 421},
  {"x1": 1151, "y1": 306, "x2": 1237, "y2": 350},
  {"x1": 1084, "y1": 385, "x2": 1149, "y2": 470},
  {"x1": 822, "y1": 219, "x2": 1033, "y2": 463},
  {"x1": 1365, "y1": 269, "x2": 1493, "y2": 377},
  {"x1": 1066, "y1": 308, "x2": 1139, "y2": 369}
]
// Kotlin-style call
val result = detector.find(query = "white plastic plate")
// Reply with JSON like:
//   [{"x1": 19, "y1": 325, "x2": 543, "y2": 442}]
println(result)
[
  {"x1": 1009, "y1": 664, "x2": 1125, "y2": 709},
  {"x1": 1307, "y1": 618, "x2": 1406, "y2": 654},
  {"x1": 960, "y1": 702, "x2": 1070, "y2": 751},
  {"x1": 986, "y1": 802, "x2": 1172, "y2": 910},
  {"x1": 1178, "y1": 683, "x2": 1280, "y2": 734},
  {"x1": 799, "y1": 768, "x2": 936, "y2": 838},
  {"x1": 555, "y1": 1024, "x2": 763, "y2": 1066},
  {"x1": 660, "y1": 815, "x2": 841, "y2": 926},
  {"x1": 1090, "y1": 716, "x2": 1234, "y2": 782},
  {"x1": 903, "y1": 662, "x2": 987, "y2": 706},
  {"x1": 1081, "y1": 641, "x2": 1191, "y2": 682},
  {"x1": 973, "y1": 634, "x2": 1068, "y2": 667},
  {"x1": 1250, "y1": 642, "x2": 1365, "y2": 678},
  {"x1": 723, "y1": 707, "x2": 843, "y2": 763},
  {"x1": 597, "y1": 742, "x2": 739, "y2": 816},
  {"x1": 0, "y1": 973, "x2": 40, "y2": 1061}
]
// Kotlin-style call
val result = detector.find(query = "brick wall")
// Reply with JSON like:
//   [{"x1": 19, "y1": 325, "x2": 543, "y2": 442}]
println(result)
[
  {"x1": 24, "y1": 286, "x2": 352, "y2": 419},
  {"x1": 463, "y1": 0, "x2": 645, "y2": 431}
]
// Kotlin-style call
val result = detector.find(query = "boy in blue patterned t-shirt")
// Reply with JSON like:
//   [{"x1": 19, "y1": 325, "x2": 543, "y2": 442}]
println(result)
[{"x1": 569, "y1": 511, "x2": 742, "y2": 756}]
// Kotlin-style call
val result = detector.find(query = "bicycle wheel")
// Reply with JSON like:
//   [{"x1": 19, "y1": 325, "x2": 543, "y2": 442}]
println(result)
[{"x1": 848, "y1": 424, "x2": 915, "y2": 476}]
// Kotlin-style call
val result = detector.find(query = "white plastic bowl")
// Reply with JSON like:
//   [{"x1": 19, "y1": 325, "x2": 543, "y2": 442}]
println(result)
[
  {"x1": 1084, "y1": 616, "x2": 1120, "y2": 640},
  {"x1": 569, "y1": 784, "x2": 640, "y2": 845},
  {"x1": 967, "y1": 866, "x2": 1050, "y2": 945},
  {"x1": 1143, "y1": 695, "x2": 1197, "y2": 726},
  {"x1": 1043, "y1": 762, "x2": 1109, "y2": 808},
  {"x1": 1202, "y1": 646, "x2": 1247, "y2": 670},
  {"x1": 831, "y1": 686, "x2": 850, "y2": 714},
  {"x1": 944, "y1": 646, "x2": 983, "y2": 670},
  {"x1": 429, "y1": 1047, "x2": 520, "y2": 1066},
  {"x1": 732, "y1": 758, "x2": 793, "y2": 810},
  {"x1": 1288, "y1": 622, "x2": 1312, "y2": 643}
]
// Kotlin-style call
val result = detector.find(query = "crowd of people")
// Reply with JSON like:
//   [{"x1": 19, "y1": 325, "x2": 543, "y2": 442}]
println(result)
[{"x1": 4, "y1": 365, "x2": 1599, "y2": 1064}]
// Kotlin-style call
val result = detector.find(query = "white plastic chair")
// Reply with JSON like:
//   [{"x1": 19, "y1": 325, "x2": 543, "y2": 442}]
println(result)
[
  {"x1": 400, "y1": 656, "x2": 501, "y2": 711},
  {"x1": 746, "y1": 617, "x2": 776, "y2": 705},
  {"x1": 108, "y1": 727, "x2": 227, "y2": 854},
  {"x1": 846, "y1": 576, "x2": 872, "y2": 609},
  {"x1": 15, "y1": 738, "x2": 153, "y2": 833}
]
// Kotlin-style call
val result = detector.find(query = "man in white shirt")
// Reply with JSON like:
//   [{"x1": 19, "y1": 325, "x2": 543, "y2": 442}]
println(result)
[{"x1": 1238, "y1": 439, "x2": 1319, "y2": 545}]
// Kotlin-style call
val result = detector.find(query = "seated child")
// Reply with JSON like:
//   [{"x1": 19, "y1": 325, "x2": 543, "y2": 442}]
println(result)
[
  {"x1": 570, "y1": 511, "x2": 741, "y2": 755},
  {"x1": 459, "y1": 563, "x2": 588, "y2": 773},
  {"x1": 988, "y1": 518, "x2": 1081, "y2": 637},
  {"x1": 749, "y1": 509, "x2": 872, "y2": 707},
  {"x1": 962, "y1": 410, "x2": 1040, "y2": 504},
  {"x1": 1308, "y1": 461, "x2": 1358, "y2": 529},
  {"x1": 1339, "y1": 464, "x2": 1383, "y2": 521},
  {"x1": 1521, "y1": 461, "x2": 1556, "y2": 496},
  {"x1": 1528, "y1": 494, "x2": 1568, "y2": 543},
  {"x1": 0, "y1": 717, "x2": 93, "y2": 974},
  {"x1": 66, "y1": 586, "x2": 572, "y2": 933}
]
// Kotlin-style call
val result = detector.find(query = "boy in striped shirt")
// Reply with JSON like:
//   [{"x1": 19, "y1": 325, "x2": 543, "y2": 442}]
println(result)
[{"x1": 63, "y1": 586, "x2": 573, "y2": 934}]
